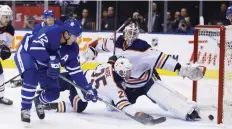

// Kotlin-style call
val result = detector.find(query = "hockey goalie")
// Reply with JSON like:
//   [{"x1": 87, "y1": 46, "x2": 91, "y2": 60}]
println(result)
[{"x1": 84, "y1": 22, "x2": 206, "y2": 121}]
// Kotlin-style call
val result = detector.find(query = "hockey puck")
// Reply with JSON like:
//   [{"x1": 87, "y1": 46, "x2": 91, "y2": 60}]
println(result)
[{"x1": 208, "y1": 114, "x2": 214, "y2": 120}]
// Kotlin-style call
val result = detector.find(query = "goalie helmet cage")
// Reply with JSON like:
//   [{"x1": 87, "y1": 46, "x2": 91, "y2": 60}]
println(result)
[{"x1": 193, "y1": 25, "x2": 232, "y2": 124}]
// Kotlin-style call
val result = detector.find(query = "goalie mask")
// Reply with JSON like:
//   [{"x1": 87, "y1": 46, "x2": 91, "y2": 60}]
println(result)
[
  {"x1": 114, "y1": 57, "x2": 132, "y2": 80},
  {"x1": 123, "y1": 23, "x2": 139, "y2": 47},
  {"x1": 0, "y1": 5, "x2": 12, "y2": 27}
]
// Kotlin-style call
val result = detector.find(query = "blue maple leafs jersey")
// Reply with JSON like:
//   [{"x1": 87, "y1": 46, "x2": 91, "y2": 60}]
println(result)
[
  {"x1": 59, "y1": 42, "x2": 88, "y2": 87},
  {"x1": 32, "y1": 19, "x2": 63, "y2": 35},
  {"x1": 28, "y1": 24, "x2": 61, "y2": 65}
]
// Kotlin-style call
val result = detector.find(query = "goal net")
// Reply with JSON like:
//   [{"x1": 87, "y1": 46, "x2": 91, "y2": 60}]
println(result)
[{"x1": 193, "y1": 25, "x2": 232, "y2": 124}]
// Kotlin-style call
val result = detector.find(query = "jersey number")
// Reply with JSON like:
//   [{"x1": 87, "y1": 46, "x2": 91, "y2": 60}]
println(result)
[
  {"x1": 118, "y1": 91, "x2": 125, "y2": 98},
  {"x1": 34, "y1": 33, "x2": 48, "y2": 47},
  {"x1": 91, "y1": 69, "x2": 107, "y2": 89}
]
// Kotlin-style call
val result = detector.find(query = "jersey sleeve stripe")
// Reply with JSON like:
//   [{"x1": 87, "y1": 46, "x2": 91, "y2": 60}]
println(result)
[
  {"x1": 73, "y1": 95, "x2": 80, "y2": 112},
  {"x1": 154, "y1": 52, "x2": 163, "y2": 68},
  {"x1": 117, "y1": 101, "x2": 130, "y2": 110},
  {"x1": 156, "y1": 53, "x2": 167, "y2": 68},
  {"x1": 69, "y1": 69, "x2": 83, "y2": 75},
  {"x1": 115, "y1": 99, "x2": 128, "y2": 106},
  {"x1": 160, "y1": 55, "x2": 170, "y2": 69},
  {"x1": 127, "y1": 71, "x2": 149, "y2": 83},
  {"x1": 66, "y1": 66, "x2": 80, "y2": 71},
  {"x1": 58, "y1": 101, "x2": 63, "y2": 112},
  {"x1": 120, "y1": 103, "x2": 130, "y2": 110},
  {"x1": 30, "y1": 47, "x2": 46, "y2": 50}
]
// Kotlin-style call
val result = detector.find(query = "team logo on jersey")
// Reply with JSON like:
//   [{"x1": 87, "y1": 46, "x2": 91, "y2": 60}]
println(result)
[{"x1": 70, "y1": 22, "x2": 75, "y2": 26}]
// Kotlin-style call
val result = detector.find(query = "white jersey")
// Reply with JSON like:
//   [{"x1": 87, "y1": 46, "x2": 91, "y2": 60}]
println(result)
[
  {"x1": 0, "y1": 24, "x2": 14, "y2": 47},
  {"x1": 85, "y1": 63, "x2": 137, "y2": 116},
  {"x1": 95, "y1": 35, "x2": 179, "y2": 88}
]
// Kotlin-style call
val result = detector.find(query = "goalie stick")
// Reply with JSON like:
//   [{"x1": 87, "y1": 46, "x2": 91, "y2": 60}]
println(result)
[{"x1": 59, "y1": 74, "x2": 166, "y2": 125}]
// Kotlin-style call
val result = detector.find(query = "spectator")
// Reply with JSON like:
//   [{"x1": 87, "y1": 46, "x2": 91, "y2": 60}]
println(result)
[
  {"x1": 132, "y1": 12, "x2": 146, "y2": 32},
  {"x1": 213, "y1": 3, "x2": 227, "y2": 23},
  {"x1": 23, "y1": 16, "x2": 35, "y2": 29},
  {"x1": 149, "y1": 2, "x2": 162, "y2": 32},
  {"x1": 102, "y1": 6, "x2": 115, "y2": 30},
  {"x1": 180, "y1": 8, "x2": 188, "y2": 19},
  {"x1": 176, "y1": 17, "x2": 193, "y2": 34},
  {"x1": 163, "y1": 11, "x2": 176, "y2": 32},
  {"x1": 79, "y1": 9, "x2": 93, "y2": 31},
  {"x1": 171, "y1": 11, "x2": 181, "y2": 31},
  {"x1": 101, "y1": 10, "x2": 108, "y2": 28},
  {"x1": 174, "y1": 11, "x2": 181, "y2": 20}
]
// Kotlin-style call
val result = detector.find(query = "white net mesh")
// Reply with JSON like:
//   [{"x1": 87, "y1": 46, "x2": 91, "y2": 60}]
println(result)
[{"x1": 195, "y1": 26, "x2": 232, "y2": 124}]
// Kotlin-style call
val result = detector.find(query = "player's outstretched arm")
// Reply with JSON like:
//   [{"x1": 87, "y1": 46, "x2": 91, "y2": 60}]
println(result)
[{"x1": 65, "y1": 56, "x2": 98, "y2": 102}]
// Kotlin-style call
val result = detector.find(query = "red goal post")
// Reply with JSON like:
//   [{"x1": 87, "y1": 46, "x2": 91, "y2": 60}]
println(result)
[{"x1": 193, "y1": 25, "x2": 232, "y2": 124}]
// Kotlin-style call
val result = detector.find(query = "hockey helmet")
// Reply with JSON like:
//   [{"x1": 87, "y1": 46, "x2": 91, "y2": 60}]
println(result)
[
  {"x1": 60, "y1": 19, "x2": 82, "y2": 37},
  {"x1": 114, "y1": 57, "x2": 132, "y2": 80},
  {"x1": 123, "y1": 22, "x2": 139, "y2": 47},
  {"x1": 43, "y1": 10, "x2": 55, "y2": 19},
  {"x1": 0, "y1": 5, "x2": 12, "y2": 20},
  {"x1": 226, "y1": 6, "x2": 232, "y2": 20}
]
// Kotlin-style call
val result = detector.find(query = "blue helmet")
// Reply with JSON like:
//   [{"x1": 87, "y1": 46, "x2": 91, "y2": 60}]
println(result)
[
  {"x1": 226, "y1": 6, "x2": 232, "y2": 19},
  {"x1": 43, "y1": 10, "x2": 55, "y2": 19},
  {"x1": 60, "y1": 19, "x2": 82, "y2": 37}
]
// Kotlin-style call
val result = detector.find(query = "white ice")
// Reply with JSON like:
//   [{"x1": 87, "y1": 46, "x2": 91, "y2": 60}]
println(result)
[{"x1": 0, "y1": 69, "x2": 231, "y2": 129}]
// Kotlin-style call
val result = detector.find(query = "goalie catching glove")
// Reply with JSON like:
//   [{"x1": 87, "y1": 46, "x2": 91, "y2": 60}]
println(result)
[
  {"x1": 178, "y1": 63, "x2": 206, "y2": 80},
  {"x1": 0, "y1": 45, "x2": 11, "y2": 60}
]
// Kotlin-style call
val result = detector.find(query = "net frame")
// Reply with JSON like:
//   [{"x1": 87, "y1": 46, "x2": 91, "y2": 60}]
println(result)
[{"x1": 193, "y1": 25, "x2": 226, "y2": 124}]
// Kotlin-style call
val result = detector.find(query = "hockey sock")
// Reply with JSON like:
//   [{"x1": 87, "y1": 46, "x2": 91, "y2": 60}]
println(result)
[{"x1": 21, "y1": 69, "x2": 38, "y2": 110}]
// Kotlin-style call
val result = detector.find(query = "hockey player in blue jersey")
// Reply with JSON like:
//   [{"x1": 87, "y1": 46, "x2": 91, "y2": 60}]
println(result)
[
  {"x1": 32, "y1": 9, "x2": 63, "y2": 35},
  {"x1": 14, "y1": 19, "x2": 97, "y2": 124}
]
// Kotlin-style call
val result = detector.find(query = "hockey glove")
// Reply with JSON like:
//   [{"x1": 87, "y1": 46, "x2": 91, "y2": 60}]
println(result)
[
  {"x1": 0, "y1": 45, "x2": 11, "y2": 60},
  {"x1": 178, "y1": 63, "x2": 206, "y2": 81},
  {"x1": 47, "y1": 56, "x2": 60, "y2": 79},
  {"x1": 107, "y1": 56, "x2": 117, "y2": 65},
  {"x1": 83, "y1": 83, "x2": 98, "y2": 102},
  {"x1": 82, "y1": 46, "x2": 98, "y2": 61}
]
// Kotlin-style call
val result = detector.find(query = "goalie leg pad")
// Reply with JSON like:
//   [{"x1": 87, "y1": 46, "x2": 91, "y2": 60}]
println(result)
[{"x1": 146, "y1": 80, "x2": 199, "y2": 120}]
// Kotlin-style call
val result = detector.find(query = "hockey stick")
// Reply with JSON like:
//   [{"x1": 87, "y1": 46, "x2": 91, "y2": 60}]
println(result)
[
  {"x1": 59, "y1": 74, "x2": 166, "y2": 125},
  {"x1": 9, "y1": 60, "x2": 89, "y2": 88},
  {"x1": 2, "y1": 74, "x2": 20, "y2": 88}
]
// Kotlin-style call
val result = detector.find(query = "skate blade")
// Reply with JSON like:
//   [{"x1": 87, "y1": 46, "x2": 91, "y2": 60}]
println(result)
[{"x1": 22, "y1": 121, "x2": 31, "y2": 128}]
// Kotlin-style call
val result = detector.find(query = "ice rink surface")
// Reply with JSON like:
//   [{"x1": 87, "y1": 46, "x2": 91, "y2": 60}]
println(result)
[{"x1": 0, "y1": 69, "x2": 231, "y2": 129}]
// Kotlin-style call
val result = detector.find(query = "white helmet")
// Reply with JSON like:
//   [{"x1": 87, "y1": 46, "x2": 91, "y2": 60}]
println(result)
[
  {"x1": 0, "y1": 5, "x2": 13, "y2": 26},
  {"x1": 123, "y1": 23, "x2": 139, "y2": 47},
  {"x1": 114, "y1": 57, "x2": 132, "y2": 80}
]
